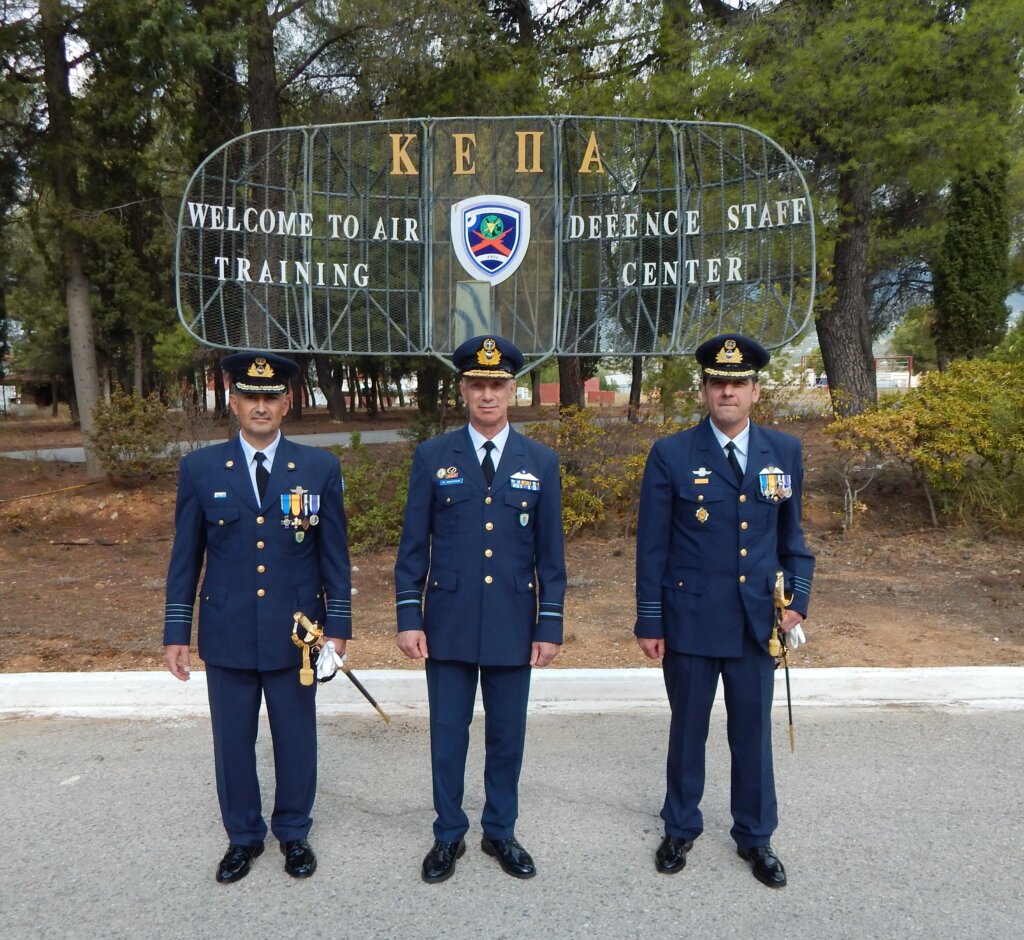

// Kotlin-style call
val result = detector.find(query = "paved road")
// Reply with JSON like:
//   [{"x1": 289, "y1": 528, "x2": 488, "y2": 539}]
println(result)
[
  {"x1": 0, "y1": 429, "x2": 409, "y2": 463},
  {"x1": 2, "y1": 695, "x2": 1022, "y2": 939}
]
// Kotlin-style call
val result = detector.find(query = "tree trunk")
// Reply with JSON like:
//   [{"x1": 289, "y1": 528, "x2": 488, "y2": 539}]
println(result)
[
  {"x1": 348, "y1": 364, "x2": 360, "y2": 411},
  {"x1": 530, "y1": 369, "x2": 542, "y2": 407},
  {"x1": 817, "y1": 163, "x2": 876, "y2": 417},
  {"x1": 628, "y1": 355, "x2": 644, "y2": 423},
  {"x1": 40, "y1": 0, "x2": 103, "y2": 478},
  {"x1": 313, "y1": 354, "x2": 347, "y2": 421},
  {"x1": 557, "y1": 356, "x2": 585, "y2": 410},
  {"x1": 212, "y1": 359, "x2": 226, "y2": 415},
  {"x1": 289, "y1": 357, "x2": 303, "y2": 421},
  {"x1": 133, "y1": 330, "x2": 144, "y2": 396}
]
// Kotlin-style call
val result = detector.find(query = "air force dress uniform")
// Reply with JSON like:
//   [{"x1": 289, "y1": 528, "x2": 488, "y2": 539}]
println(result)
[
  {"x1": 394, "y1": 336, "x2": 566, "y2": 873},
  {"x1": 634, "y1": 334, "x2": 814, "y2": 883},
  {"x1": 163, "y1": 352, "x2": 352, "y2": 868}
]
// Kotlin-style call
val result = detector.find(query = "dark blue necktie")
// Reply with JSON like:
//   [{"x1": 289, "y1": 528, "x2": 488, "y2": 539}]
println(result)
[
  {"x1": 254, "y1": 451, "x2": 269, "y2": 502},
  {"x1": 481, "y1": 440, "x2": 496, "y2": 486},
  {"x1": 725, "y1": 441, "x2": 743, "y2": 485}
]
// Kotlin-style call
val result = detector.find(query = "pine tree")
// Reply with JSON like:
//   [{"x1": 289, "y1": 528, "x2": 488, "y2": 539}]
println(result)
[{"x1": 933, "y1": 163, "x2": 1011, "y2": 367}]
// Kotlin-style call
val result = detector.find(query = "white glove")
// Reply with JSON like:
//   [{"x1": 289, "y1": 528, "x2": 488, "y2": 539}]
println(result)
[
  {"x1": 315, "y1": 640, "x2": 346, "y2": 681},
  {"x1": 785, "y1": 623, "x2": 807, "y2": 650}
]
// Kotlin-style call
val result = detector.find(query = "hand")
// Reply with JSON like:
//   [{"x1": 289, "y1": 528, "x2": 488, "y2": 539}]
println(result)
[
  {"x1": 164, "y1": 644, "x2": 191, "y2": 681},
  {"x1": 531, "y1": 641, "x2": 560, "y2": 667},
  {"x1": 779, "y1": 609, "x2": 804, "y2": 632},
  {"x1": 636, "y1": 636, "x2": 664, "y2": 661},
  {"x1": 316, "y1": 639, "x2": 347, "y2": 681},
  {"x1": 323, "y1": 637, "x2": 347, "y2": 657},
  {"x1": 779, "y1": 610, "x2": 806, "y2": 650},
  {"x1": 396, "y1": 630, "x2": 429, "y2": 659},
  {"x1": 784, "y1": 623, "x2": 807, "y2": 650}
]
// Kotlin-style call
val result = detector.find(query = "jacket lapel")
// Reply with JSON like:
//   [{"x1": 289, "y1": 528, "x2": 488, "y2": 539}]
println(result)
[
  {"x1": 224, "y1": 437, "x2": 258, "y2": 507},
  {"x1": 490, "y1": 426, "x2": 526, "y2": 495},
  {"x1": 745, "y1": 423, "x2": 773, "y2": 493},
  {"x1": 456, "y1": 426, "x2": 487, "y2": 490},
  {"x1": 263, "y1": 436, "x2": 297, "y2": 511},
  {"x1": 696, "y1": 418, "x2": 740, "y2": 490}
]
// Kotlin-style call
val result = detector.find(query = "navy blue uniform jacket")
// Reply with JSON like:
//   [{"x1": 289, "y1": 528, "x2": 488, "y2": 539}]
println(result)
[
  {"x1": 163, "y1": 436, "x2": 352, "y2": 670},
  {"x1": 634, "y1": 418, "x2": 814, "y2": 657},
  {"x1": 394, "y1": 425, "x2": 566, "y2": 665}
]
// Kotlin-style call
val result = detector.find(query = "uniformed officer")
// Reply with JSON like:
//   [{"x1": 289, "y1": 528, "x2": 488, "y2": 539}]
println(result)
[
  {"x1": 163, "y1": 351, "x2": 352, "y2": 883},
  {"x1": 394, "y1": 335, "x2": 566, "y2": 883},
  {"x1": 634, "y1": 334, "x2": 814, "y2": 888}
]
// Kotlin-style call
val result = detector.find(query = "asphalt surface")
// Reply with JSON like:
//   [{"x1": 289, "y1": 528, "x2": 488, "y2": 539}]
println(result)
[
  {"x1": 2, "y1": 680, "x2": 1023, "y2": 939},
  {"x1": 0, "y1": 428, "x2": 407, "y2": 463}
]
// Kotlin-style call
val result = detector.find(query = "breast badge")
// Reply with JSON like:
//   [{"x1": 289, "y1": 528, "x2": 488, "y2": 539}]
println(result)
[
  {"x1": 510, "y1": 471, "x2": 541, "y2": 491},
  {"x1": 695, "y1": 507, "x2": 709, "y2": 523},
  {"x1": 438, "y1": 466, "x2": 463, "y2": 486},
  {"x1": 280, "y1": 485, "x2": 321, "y2": 541},
  {"x1": 758, "y1": 466, "x2": 792, "y2": 501},
  {"x1": 691, "y1": 467, "x2": 713, "y2": 485}
]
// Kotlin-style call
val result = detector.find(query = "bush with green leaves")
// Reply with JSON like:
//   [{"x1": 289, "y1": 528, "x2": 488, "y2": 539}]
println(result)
[
  {"x1": 827, "y1": 359, "x2": 1024, "y2": 529},
  {"x1": 87, "y1": 388, "x2": 174, "y2": 482},
  {"x1": 527, "y1": 406, "x2": 679, "y2": 537},
  {"x1": 335, "y1": 432, "x2": 412, "y2": 553}
]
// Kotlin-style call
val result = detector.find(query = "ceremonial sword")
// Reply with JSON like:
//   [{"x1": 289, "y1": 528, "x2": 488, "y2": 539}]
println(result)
[
  {"x1": 770, "y1": 571, "x2": 796, "y2": 753},
  {"x1": 293, "y1": 612, "x2": 391, "y2": 724}
]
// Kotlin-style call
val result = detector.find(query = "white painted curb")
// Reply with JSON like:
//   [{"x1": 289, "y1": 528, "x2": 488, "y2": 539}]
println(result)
[{"x1": 1, "y1": 667, "x2": 1022, "y2": 717}]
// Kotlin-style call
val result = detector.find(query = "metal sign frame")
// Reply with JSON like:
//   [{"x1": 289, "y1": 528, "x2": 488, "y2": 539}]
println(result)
[{"x1": 176, "y1": 116, "x2": 814, "y2": 367}]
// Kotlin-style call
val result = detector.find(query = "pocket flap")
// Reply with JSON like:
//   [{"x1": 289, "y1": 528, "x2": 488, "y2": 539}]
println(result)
[
  {"x1": 436, "y1": 484, "x2": 472, "y2": 506},
  {"x1": 428, "y1": 568, "x2": 458, "y2": 591},
  {"x1": 662, "y1": 568, "x2": 705, "y2": 594},
  {"x1": 204, "y1": 507, "x2": 240, "y2": 526},
  {"x1": 505, "y1": 489, "x2": 539, "y2": 510},
  {"x1": 515, "y1": 572, "x2": 538, "y2": 592}
]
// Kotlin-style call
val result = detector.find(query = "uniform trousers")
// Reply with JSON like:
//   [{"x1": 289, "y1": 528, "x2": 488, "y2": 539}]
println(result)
[
  {"x1": 206, "y1": 664, "x2": 317, "y2": 845},
  {"x1": 661, "y1": 630, "x2": 778, "y2": 849},
  {"x1": 425, "y1": 658, "x2": 532, "y2": 843}
]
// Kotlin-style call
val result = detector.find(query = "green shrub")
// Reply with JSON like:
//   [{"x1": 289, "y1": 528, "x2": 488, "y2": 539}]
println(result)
[
  {"x1": 335, "y1": 432, "x2": 412, "y2": 553},
  {"x1": 527, "y1": 406, "x2": 679, "y2": 537},
  {"x1": 88, "y1": 388, "x2": 174, "y2": 483},
  {"x1": 827, "y1": 359, "x2": 1024, "y2": 529}
]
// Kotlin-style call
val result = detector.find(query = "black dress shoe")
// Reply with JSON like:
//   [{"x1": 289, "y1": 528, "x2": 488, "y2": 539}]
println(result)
[
  {"x1": 655, "y1": 835, "x2": 694, "y2": 874},
  {"x1": 216, "y1": 842, "x2": 264, "y2": 884},
  {"x1": 737, "y1": 844, "x2": 787, "y2": 887},
  {"x1": 280, "y1": 839, "x2": 317, "y2": 878},
  {"x1": 421, "y1": 839, "x2": 466, "y2": 883},
  {"x1": 480, "y1": 836, "x2": 536, "y2": 879}
]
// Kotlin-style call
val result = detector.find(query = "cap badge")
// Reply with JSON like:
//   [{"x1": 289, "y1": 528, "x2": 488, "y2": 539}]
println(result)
[
  {"x1": 247, "y1": 357, "x2": 276, "y2": 378},
  {"x1": 475, "y1": 337, "x2": 499, "y2": 368},
  {"x1": 715, "y1": 339, "x2": 743, "y2": 365},
  {"x1": 477, "y1": 338, "x2": 502, "y2": 368}
]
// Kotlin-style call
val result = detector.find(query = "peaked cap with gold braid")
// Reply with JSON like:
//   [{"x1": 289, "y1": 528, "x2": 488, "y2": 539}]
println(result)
[
  {"x1": 694, "y1": 333, "x2": 770, "y2": 380},
  {"x1": 222, "y1": 351, "x2": 299, "y2": 394},
  {"x1": 452, "y1": 335, "x2": 525, "y2": 379}
]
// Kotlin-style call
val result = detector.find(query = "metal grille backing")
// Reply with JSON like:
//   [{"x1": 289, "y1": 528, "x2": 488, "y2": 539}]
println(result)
[{"x1": 176, "y1": 116, "x2": 814, "y2": 359}]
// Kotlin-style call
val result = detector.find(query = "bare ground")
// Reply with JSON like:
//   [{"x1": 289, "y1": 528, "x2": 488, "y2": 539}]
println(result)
[{"x1": 1, "y1": 409, "x2": 1022, "y2": 673}]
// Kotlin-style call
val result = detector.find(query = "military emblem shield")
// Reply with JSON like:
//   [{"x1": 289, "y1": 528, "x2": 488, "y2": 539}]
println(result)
[{"x1": 451, "y1": 195, "x2": 531, "y2": 285}]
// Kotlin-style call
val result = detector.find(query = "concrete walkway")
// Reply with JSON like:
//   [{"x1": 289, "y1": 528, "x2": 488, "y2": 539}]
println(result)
[
  {"x1": 0, "y1": 428, "x2": 408, "y2": 464},
  {"x1": 2, "y1": 667, "x2": 1023, "y2": 939}
]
